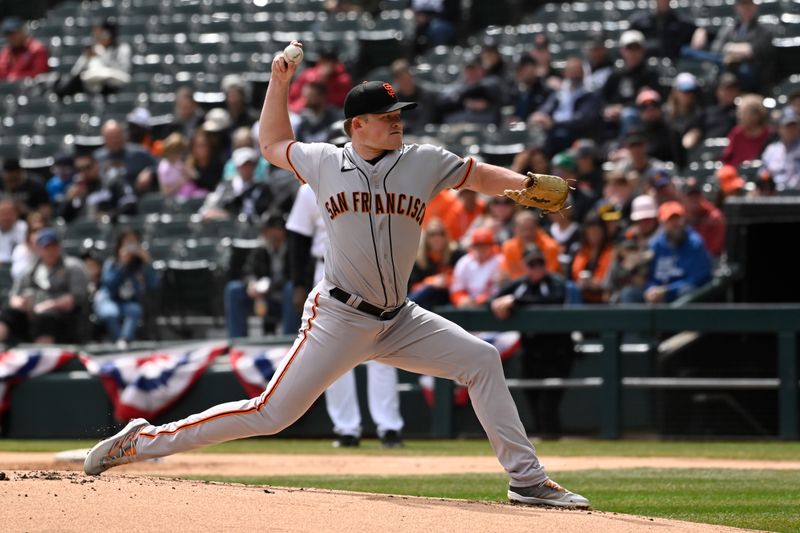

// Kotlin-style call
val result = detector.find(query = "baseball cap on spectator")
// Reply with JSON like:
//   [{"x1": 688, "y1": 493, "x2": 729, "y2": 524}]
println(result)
[
  {"x1": 203, "y1": 108, "x2": 232, "y2": 132},
  {"x1": 636, "y1": 89, "x2": 661, "y2": 107},
  {"x1": 648, "y1": 168, "x2": 672, "y2": 189},
  {"x1": 344, "y1": 81, "x2": 417, "y2": 119},
  {"x1": 2, "y1": 158, "x2": 22, "y2": 172},
  {"x1": 630, "y1": 194, "x2": 658, "y2": 221},
  {"x1": 551, "y1": 151, "x2": 577, "y2": 173},
  {"x1": 674, "y1": 72, "x2": 698, "y2": 92},
  {"x1": 624, "y1": 128, "x2": 647, "y2": 146},
  {"x1": 717, "y1": 165, "x2": 745, "y2": 194},
  {"x1": 658, "y1": 201, "x2": 685, "y2": 222},
  {"x1": 232, "y1": 147, "x2": 258, "y2": 167},
  {"x1": 524, "y1": 245, "x2": 546, "y2": 266},
  {"x1": 779, "y1": 107, "x2": 799, "y2": 126},
  {"x1": 619, "y1": 30, "x2": 645, "y2": 48},
  {"x1": 598, "y1": 202, "x2": 623, "y2": 222},
  {"x1": 573, "y1": 139, "x2": 596, "y2": 159},
  {"x1": 126, "y1": 107, "x2": 151, "y2": 129},
  {"x1": 35, "y1": 228, "x2": 61, "y2": 247},
  {"x1": 470, "y1": 227, "x2": 496, "y2": 246},
  {"x1": 1, "y1": 17, "x2": 24, "y2": 34}
]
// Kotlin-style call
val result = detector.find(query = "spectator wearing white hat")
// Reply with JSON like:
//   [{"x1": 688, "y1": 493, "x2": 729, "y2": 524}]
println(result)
[
  {"x1": 200, "y1": 147, "x2": 274, "y2": 222},
  {"x1": 602, "y1": 30, "x2": 663, "y2": 126},
  {"x1": 628, "y1": 194, "x2": 660, "y2": 246}
]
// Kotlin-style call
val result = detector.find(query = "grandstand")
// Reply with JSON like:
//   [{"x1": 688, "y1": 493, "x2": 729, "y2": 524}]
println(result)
[{"x1": 0, "y1": 0, "x2": 798, "y2": 325}]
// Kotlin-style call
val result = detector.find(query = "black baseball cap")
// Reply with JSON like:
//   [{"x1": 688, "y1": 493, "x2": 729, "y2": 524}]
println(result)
[{"x1": 344, "y1": 81, "x2": 417, "y2": 119}]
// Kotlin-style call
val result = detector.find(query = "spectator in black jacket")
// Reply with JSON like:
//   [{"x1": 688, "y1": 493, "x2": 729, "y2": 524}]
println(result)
[
  {"x1": 602, "y1": 30, "x2": 662, "y2": 127},
  {"x1": 635, "y1": 88, "x2": 679, "y2": 164},
  {"x1": 630, "y1": 0, "x2": 695, "y2": 60},
  {"x1": 688, "y1": 0, "x2": 775, "y2": 93},
  {"x1": 511, "y1": 55, "x2": 552, "y2": 124},
  {"x1": 223, "y1": 213, "x2": 288, "y2": 337},
  {"x1": 683, "y1": 72, "x2": 740, "y2": 151},
  {"x1": 490, "y1": 247, "x2": 575, "y2": 438},
  {"x1": 59, "y1": 154, "x2": 137, "y2": 222},
  {"x1": 0, "y1": 158, "x2": 50, "y2": 219},
  {"x1": 531, "y1": 56, "x2": 602, "y2": 155}
]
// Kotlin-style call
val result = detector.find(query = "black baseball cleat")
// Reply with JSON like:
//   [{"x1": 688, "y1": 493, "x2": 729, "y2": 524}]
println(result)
[
  {"x1": 332, "y1": 434, "x2": 360, "y2": 448},
  {"x1": 508, "y1": 479, "x2": 591, "y2": 508},
  {"x1": 380, "y1": 430, "x2": 404, "y2": 449}
]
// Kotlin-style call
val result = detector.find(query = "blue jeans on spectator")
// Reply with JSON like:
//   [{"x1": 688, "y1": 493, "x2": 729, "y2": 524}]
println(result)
[
  {"x1": 408, "y1": 284, "x2": 451, "y2": 311},
  {"x1": 281, "y1": 281, "x2": 302, "y2": 335},
  {"x1": 225, "y1": 280, "x2": 287, "y2": 338},
  {"x1": 225, "y1": 280, "x2": 252, "y2": 338},
  {"x1": 95, "y1": 295, "x2": 142, "y2": 342}
]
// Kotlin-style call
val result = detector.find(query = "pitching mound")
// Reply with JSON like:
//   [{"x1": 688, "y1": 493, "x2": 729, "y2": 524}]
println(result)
[{"x1": 0, "y1": 470, "x2": 752, "y2": 532}]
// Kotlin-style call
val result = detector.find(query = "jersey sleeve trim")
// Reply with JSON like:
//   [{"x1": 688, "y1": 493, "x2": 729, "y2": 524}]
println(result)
[
  {"x1": 286, "y1": 141, "x2": 307, "y2": 184},
  {"x1": 453, "y1": 157, "x2": 475, "y2": 190}
]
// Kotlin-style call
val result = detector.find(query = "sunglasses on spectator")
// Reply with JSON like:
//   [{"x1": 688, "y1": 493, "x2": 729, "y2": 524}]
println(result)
[
  {"x1": 638, "y1": 101, "x2": 659, "y2": 110},
  {"x1": 428, "y1": 231, "x2": 446, "y2": 237},
  {"x1": 526, "y1": 260, "x2": 546, "y2": 268},
  {"x1": 624, "y1": 43, "x2": 643, "y2": 50}
]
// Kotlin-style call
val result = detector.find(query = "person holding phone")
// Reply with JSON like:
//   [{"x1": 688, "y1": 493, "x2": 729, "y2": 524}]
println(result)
[{"x1": 94, "y1": 230, "x2": 158, "y2": 346}]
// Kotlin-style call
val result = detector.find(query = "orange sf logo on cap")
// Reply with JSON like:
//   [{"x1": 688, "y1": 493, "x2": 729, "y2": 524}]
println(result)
[{"x1": 383, "y1": 83, "x2": 396, "y2": 98}]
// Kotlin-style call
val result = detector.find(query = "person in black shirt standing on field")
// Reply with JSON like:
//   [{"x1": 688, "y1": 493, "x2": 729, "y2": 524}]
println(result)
[{"x1": 490, "y1": 247, "x2": 575, "y2": 438}]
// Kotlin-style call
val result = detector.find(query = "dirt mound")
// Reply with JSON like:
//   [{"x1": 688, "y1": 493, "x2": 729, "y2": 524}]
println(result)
[{"x1": 0, "y1": 471, "x2": 752, "y2": 532}]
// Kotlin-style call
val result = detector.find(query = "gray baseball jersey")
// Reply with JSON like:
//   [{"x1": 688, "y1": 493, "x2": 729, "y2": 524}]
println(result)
[
  {"x1": 286, "y1": 141, "x2": 475, "y2": 308},
  {"x1": 128, "y1": 141, "x2": 549, "y2": 489}
]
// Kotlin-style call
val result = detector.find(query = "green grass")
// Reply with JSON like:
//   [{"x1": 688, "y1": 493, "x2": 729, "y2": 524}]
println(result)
[
  {"x1": 3, "y1": 438, "x2": 800, "y2": 460},
  {"x1": 188, "y1": 469, "x2": 800, "y2": 533}
]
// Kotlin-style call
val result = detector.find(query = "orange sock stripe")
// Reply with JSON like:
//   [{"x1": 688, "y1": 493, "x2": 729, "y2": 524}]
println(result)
[
  {"x1": 139, "y1": 293, "x2": 321, "y2": 439},
  {"x1": 453, "y1": 157, "x2": 474, "y2": 190},
  {"x1": 286, "y1": 141, "x2": 307, "y2": 184}
]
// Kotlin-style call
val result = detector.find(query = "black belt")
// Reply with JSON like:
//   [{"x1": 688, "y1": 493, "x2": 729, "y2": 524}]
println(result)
[{"x1": 329, "y1": 287, "x2": 404, "y2": 321}]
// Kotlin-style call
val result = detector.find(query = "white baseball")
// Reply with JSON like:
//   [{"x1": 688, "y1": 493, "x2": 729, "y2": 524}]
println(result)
[{"x1": 283, "y1": 44, "x2": 303, "y2": 64}]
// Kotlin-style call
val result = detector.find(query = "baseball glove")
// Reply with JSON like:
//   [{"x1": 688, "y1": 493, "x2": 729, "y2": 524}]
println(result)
[{"x1": 504, "y1": 172, "x2": 571, "y2": 213}]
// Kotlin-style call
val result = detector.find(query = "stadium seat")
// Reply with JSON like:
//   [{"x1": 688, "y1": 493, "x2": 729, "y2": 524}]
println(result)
[
  {"x1": 159, "y1": 259, "x2": 223, "y2": 333},
  {"x1": 61, "y1": 218, "x2": 113, "y2": 243}
]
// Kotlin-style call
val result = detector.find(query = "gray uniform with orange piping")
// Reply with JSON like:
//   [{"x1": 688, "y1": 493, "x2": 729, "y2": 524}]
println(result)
[{"x1": 131, "y1": 140, "x2": 549, "y2": 488}]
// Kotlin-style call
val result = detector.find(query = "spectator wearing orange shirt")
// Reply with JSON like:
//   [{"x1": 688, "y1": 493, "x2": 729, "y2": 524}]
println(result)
[
  {"x1": 445, "y1": 189, "x2": 486, "y2": 243},
  {"x1": 500, "y1": 210, "x2": 561, "y2": 281},
  {"x1": 570, "y1": 214, "x2": 614, "y2": 303},
  {"x1": 0, "y1": 17, "x2": 48, "y2": 81},
  {"x1": 422, "y1": 189, "x2": 457, "y2": 228}
]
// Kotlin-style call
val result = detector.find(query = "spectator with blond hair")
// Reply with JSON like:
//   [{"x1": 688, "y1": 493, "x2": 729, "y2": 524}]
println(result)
[
  {"x1": 720, "y1": 94, "x2": 771, "y2": 167},
  {"x1": 408, "y1": 218, "x2": 463, "y2": 310}
]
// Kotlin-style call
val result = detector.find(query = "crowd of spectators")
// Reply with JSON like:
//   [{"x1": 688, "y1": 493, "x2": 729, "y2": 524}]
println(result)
[{"x1": 0, "y1": 0, "x2": 798, "y2": 350}]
